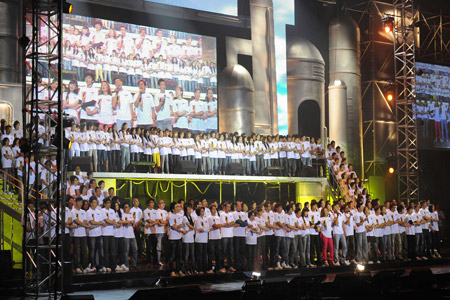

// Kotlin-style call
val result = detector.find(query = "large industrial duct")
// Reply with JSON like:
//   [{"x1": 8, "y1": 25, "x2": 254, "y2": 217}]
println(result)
[
  {"x1": 328, "y1": 80, "x2": 348, "y2": 154},
  {"x1": 329, "y1": 14, "x2": 363, "y2": 177},
  {"x1": 0, "y1": 0, "x2": 22, "y2": 123},
  {"x1": 218, "y1": 64, "x2": 255, "y2": 135},
  {"x1": 286, "y1": 37, "x2": 325, "y2": 141},
  {"x1": 250, "y1": 0, "x2": 278, "y2": 135}
]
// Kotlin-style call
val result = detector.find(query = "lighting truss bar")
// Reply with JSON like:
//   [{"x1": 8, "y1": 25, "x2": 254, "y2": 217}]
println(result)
[
  {"x1": 393, "y1": 0, "x2": 419, "y2": 203},
  {"x1": 22, "y1": 0, "x2": 65, "y2": 297}
]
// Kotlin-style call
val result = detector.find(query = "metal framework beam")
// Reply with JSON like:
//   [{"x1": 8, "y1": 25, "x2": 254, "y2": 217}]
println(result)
[
  {"x1": 22, "y1": 0, "x2": 65, "y2": 297},
  {"x1": 393, "y1": 0, "x2": 419, "y2": 203}
]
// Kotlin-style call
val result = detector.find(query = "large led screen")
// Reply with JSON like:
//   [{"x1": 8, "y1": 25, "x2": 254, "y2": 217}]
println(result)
[{"x1": 61, "y1": 14, "x2": 218, "y2": 131}]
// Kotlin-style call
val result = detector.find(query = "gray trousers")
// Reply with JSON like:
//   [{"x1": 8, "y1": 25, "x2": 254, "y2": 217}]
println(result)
[
  {"x1": 123, "y1": 237, "x2": 138, "y2": 267},
  {"x1": 285, "y1": 237, "x2": 295, "y2": 265},
  {"x1": 391, "y1": 233, "x2": 402, "y2": 259},
  {"x1": 355, "y1": 232, "x2": 368, "y2": 262},
  {"x1": 383, "y1": 234, "x2": 392, "y2": 260},
  {"x1": 333, "y1": 233, "x2": 347, "y2": 263}
]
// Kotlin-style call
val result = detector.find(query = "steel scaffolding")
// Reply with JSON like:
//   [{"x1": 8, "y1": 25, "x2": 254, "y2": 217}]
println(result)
[
  {"x1": 22, "y1": 0, "x2": 65, "y2": 297},
  {"x1": 393, "y1": 0, "x2": 419, "y2": 203}
]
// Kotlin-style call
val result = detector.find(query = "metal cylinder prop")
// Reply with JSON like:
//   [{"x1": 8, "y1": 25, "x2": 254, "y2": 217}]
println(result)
[
  {"x1": 329, "y1": 14, "x2": 363, "y2": 175},
  {"x1": 218, "y1": 64, "x2": 255, "y2": 135},
  {"x1": 286, "y1": 37, "x2": 325, "y2": 140},
  {"x1": 328, "y1": 80, "x2": 348, "y2": 154}
]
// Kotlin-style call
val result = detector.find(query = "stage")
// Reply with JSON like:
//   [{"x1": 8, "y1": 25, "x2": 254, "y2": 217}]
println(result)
[
  {"x1": 91, "y1": 173, "x2": 329, "y2": 203},
  {"x1": 66, "y1": 258, "x2": 450, "y2": 299}
]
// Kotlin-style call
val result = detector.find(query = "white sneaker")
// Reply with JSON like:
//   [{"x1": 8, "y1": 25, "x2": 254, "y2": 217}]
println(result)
[
  {"x1": 83, "y1": 267, "x2": 91, "y2": 274},
  {"x1": 376, "y1": 261, "x2": 381, "y2": 264},
  {"x1": 275, "y1": 262, "x2": 282, "y2": 270},
  {"x1": 106, "y1": 268, "x2": 111, "y2": 273},
  {"x1": 90, "y1": 268, "x2": 97, "y2": 273},
  {"x1": 422, "y1": 256, "x2": 428, "y2": 260},
  {"x1": 351, "y1": 259, "x2": 357, "y2": 264},
  {"x1": 75, "y1": 268, "x2": 82, "y2": 274},
  {"x1": 99, "y1": 267, "x2": 107, "y2": 273},
  {"x1": 368, "y1": 261, "x2": 374, "y2": 264},
  {"x1": 121, "y1": 264, "x2": 129, "y2": 272},
  {"x1": 115, "y1": 265, "x2": 122, "y2": 272},
  {"x1": 344, "y1": 260, "x2": 351, "y2": 266}
]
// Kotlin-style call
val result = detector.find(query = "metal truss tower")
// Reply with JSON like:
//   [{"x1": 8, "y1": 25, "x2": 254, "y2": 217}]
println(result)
[
  {"x1": 393, "y1": 0, "x2": 419, "y2": 203},
  {"x1": 22, "y1": 0, "x2": 65, "y2": 297}
]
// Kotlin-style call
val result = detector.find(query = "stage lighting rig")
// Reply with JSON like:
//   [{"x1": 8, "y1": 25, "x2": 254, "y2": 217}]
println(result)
[
  {"x1": 387, "y1": 152, "x2": 396, "y2": 174},
  {"x1": 384, "y1": 82, "x2": 395, "y2": 102},
  {"x1": 63, "y1": 0, "x2": 73, "y2": 14},
  {"x1": 382, "y1": 15, "x2": 394, "y2": 33}
]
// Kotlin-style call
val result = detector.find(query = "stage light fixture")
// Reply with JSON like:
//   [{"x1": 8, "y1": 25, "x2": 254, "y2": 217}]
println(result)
[
  {"x1": 384, "y1": 82, "x2": 395, "y2": 102},
  {"x1": 386, "y1": 93, "x2": 394, "y2": 101},
  {"x1": 63, "y1": 1, "x2": 73, "y2": 14},
  {"x1": 356, "y1": 264, "x2": 365, "y2": 272},
  {"x1": 387, "y1": 152, "x2": 396, "y2": 174},
  {"x1": 382, "y1": 15, "x2": 394, "y2": 33}
]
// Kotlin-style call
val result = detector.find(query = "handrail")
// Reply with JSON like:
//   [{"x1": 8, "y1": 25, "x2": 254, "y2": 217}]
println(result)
[{"x1": 0, "y1": 202, "x2": 21, "y2": 221}]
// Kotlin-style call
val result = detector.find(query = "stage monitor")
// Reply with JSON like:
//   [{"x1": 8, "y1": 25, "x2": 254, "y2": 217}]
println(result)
[{"x1": 415, "y1": 62, "x2": 450, "y2": 150}]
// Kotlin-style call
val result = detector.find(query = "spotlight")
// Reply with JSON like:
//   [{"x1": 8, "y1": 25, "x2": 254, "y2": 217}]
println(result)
[
  {"x1": 382, "y1": 15, "x2": 394, "y2": 33},
  {"x1": 387, "y1": 152, "x2": 396, "y2": 174},
  {"x1": 63, "y1": 1, "x2": 73, "y2": 14},
  {"x1": 386, "y1": 93, "x2": 394, "y2": 101},
  {"x1": 356, "y1": 264, "x2": 365, "y2": 272},
  {"x1": 384, "y1": 82, "x2": 395, "y2": 102},
  {"x1": 252, "y1": 272, "x2": 261, "y2": 280}
]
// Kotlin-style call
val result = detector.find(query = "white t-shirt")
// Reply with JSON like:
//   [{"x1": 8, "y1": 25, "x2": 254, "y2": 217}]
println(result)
[
  {"x1": 263, "y1": 211, "x2": 274, "y2": 236},
  {"x1": 72, "y1": 208, "x2": 87, "y2": 237},
  {"x1": 143, "y1": 208, "x2": 157, "y2": 235},
  {"x1": 79, "y1": 86, "x2": 99, "y2": 121},
  {"x1": 115, "y1": 89, "x2": 133, "y2": 121},
  {"x1": 182, "y1": 216, "x2": 195, "y2": 243},
  {"x1": 309, "y1": 210, "x2": 320, "y2": 235},
  {"x1": 87, "y1": 208, "x2": 104, "y2": 237},
  {"x1": 354, "y1": 212, "x2": 367, "y2": 234},
  {"x1": 194, "y1": 216, "x2": 209, "y2": 243},
  {"x1": 1, "y1": 146, "x2": 13, "y2": 168},
  {"x1": 130, "y1": 207, "x2": 143, "y2": 225},
  {"x1": 102, "y1": 208, "x2": 117, "y2": 236},
  {"x1": 154, "y1": 91, "x2": 173, "y2": 121},
  {"x1": 155, "y1": 208, "x2": 168, "y2": 234},
  {"x1": 168, "y1": 212, "x2": 183, "y2": 240},
  {"x1": 383, "y1": 214, "x2": 392, "y2": 235},
  {"x1": 135, "y1": 91, "x2": 155, "y2": 126},
  {"x1": 246, "y1": 219, "x2": 258, "y2": 245},
  {"x1": 430, "y1": 211, "x2": 439, "y2": 231},
  {"x1": 320, "y1": 216, "x2": 332, "y2": 238},
  {"x1": 220, "y1": 212, "x2": 234, "y2": 238},
  {"x1": 172, "y1": 98, "x2": 189, "y2": 129},
  {"x1": 208, "y1": 215, "x2": 222, "y2": 240},
  {"x1": 274, "y1": 213, "x2": 285, "y2": 237},
  {"x1": 233, "y1": 211, "x2": 248, "y2": 237},
  {"x1": 114, "y1": 212, "x2": 124, "y2": 238},
  {"x1": 332, "y1": 212, "x2": 345, "y2": 235},
  {"x1": 122, "y1": 212, "x2": 135, "y2": 238}
]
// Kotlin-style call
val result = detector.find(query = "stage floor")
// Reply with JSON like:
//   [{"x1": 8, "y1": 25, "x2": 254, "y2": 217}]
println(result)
[{"x1": 70, "y1": 257, "x2": 450, "y2": 292}]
